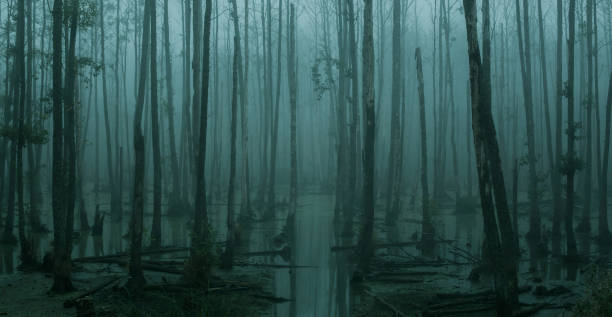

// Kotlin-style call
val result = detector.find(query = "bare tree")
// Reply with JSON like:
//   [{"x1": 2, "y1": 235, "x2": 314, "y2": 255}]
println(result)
[
  {"x1": 358, "y1": 0, "x2": 375, "y2": 273},
  {"x1": 129, "y1": 0, "x2": 152, "y2": 290},
  {"x1": 462, "y1": 0, "x2": 519, "y2": 313}
]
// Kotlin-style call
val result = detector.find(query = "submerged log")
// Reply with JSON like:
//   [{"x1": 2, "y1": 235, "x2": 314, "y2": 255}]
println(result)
[
  {"x1": 72, "y1": 247, "x2": 189, "y2": 262},
  {"x1": 64, "y1": 276, "x2": 122, "y2": 308},
  {"x1": 364, "y1": 290, "x2": 409, "y2": 317},
  {"x1": 331, "y1": 240, "x2": 454, "y2": 252}
]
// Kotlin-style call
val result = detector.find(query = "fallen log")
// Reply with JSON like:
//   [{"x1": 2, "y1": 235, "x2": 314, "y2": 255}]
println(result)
[
  {"x1": 436, "y1": 285, "x2": 532, "y2": 299},
  {"x1": 73, "y1": 247, "x2": 190, "y2": 262},
  {"x1": 331, "y1": 240, "x2": 454, "y2": 252},
  {"x1": 364, "y1": 290, "x2": 409, "y2": 317},
  {"x1": 233, "y1": 263, "x2": 316, "y2": 269},
  {"x1": 428, "y1": 304, "x2": 496, "y2": 315},
  {"x1": 251, "y1": 294, "x2": 293, "y2": 303},
  {"x1": 75, "y1": 257, "x2": 183, "y2": 275},
  {"x1": 64, "y1": 276, "x2": 122, "y2": 308},
  {"x1": 514, "y1": 303, "x2": 548, "y2": 317}
]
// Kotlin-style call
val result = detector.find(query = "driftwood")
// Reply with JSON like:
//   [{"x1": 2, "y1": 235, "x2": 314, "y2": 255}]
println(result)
[
  {"x1": 514, "y1": 303, "x2": 548, "y2": 317},
  {"x1": 370, "y1": 271, "x2": 459, "y2": 278},
  {"x1": 331, "y1": 240, "x2": 454, "y2": 252},
  {"x1": 75, "y1": 257, "x2": 183, "y2": 275},
  {"x1": 436, "y1": 285, "x2": 532, "y2": 300},
  {"x1": 143, "y1": 284, "x2": 251, "y2": 294},
  {"x1": 364, "y1": 290, "x2": 409, "y2": 317},
  {"x1": 251, "y1": 294, "x2": 293, "y2": 303},
  {"x1": 233, "y1": 263, "x2": 315, "y2": 268},
  {"x1": 428, "y1": 305, "x2": 496, "y2": 315},
  {"x1": 72, "y1": 247, "x2": 190, "y2": 262},
  {"x1": 368, "y1": 277, "x2": 424, "y2": 284},
  {"x1": 64, "y1": 276, "x2": 122, "y2": 308},
  {"x1": 427, "y1": 296, "x2": 495, "y2": 310}
]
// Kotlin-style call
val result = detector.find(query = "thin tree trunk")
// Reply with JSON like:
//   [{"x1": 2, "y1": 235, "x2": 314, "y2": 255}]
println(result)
[
  {"x1": 385, "y1": 0, "x2": 402, "y2": 225},
  {"x1": 288, "y1": 3, "x2": 297, "y2": 227},
  {"x1": 579, "y1": 0, "x2": 594, "y2": 233},
  {"x1": 51, "y1": 0, "x2": 73, "y2": 294},
  {"x1": 267, "y1": 0, "x2": 282, "y2": 219},
  {"x1": 415, "y1": 47, "x2": 434, "y2": 248},
  {"x1": 600, "y1": 72, "x2": 612, "y2": 240},
  {"x1": 552, "y1": 0, "x2": 564, "y2": 252},
  {"x1": 516, "y1": 0, "x2": 541, "y2": 242},
  {"x1": 163, "y1": 0, "x2": 180, "y2": 201},
  {"x1": 358, "y1": 0, "x2": 374, "y2": 273},
  {"x1": 240, "y1": 0, "x2": 252, "y2": 220},
  {"x1": 99, "y1": 0, "x2": 118, "y2": 220},
  {"x1": 463, "y1": 0, "x2": 519, "y2": 314},
  {"x1": 150, "y1": 0, "x2": 162, "y2": 249},
  {"x1": 129, "y1": 0, "x2": 152, "y2": 289},
  {"x1": 566, "y1": 0, "x2": 578, "y2": 257}
]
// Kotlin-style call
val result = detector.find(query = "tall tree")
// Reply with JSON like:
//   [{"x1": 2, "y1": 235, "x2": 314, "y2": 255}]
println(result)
[
  {"x1": 415, "y1": 47, "x2": 433, "y2": 248},
  {"x1": 552, "y1": 0, "x2": 564, "y2": 251},
  {"x1": 288, "y1": 3, "x2": 297, "y2": 228},
  {"x1": 267, "y1": 0, "x2": 282, "y2": 219},
  {"x1": 150, "y1": 0, "x2": 162, "y2": 248},
  {"x1": 193, "y1": 0, "x2": 212, "y2": 241},
  {"x1": 385, "y1": 0, "x2": 402, "y2": 225},
  {"x1": 222, "y1": 0, "x2": 242, "y2": 269},
  {"x1": 50, "y1": 0, "x2": 73, "y2": 293},
  {"x1": 99, "y1": 0, "x2": 119, "y2": 220},
  {"x1": 163, "y1": 0, "x2": 180, "y2": 205},
  {"x1": 462, "y1": 0, "x2": 519, "y2": 314},
  {"x1": 515, "y1": 0, "x2": 541, "y2": 242},
  {"x1": 346, "y1": 0, "x2": 359, "y2": 221},
  {"x1": 358, "y1": 0, "x2": 375, "y2": 273},
  {"x1": 600, "y1": 73, "x2": 612, "y2": 241},
  {"x1": 240, "y1": 0, "x2": 252, "y2": 220},
  {"x1": 565, "y1": 0, "x2": 578, "y2": 257},
  {"x1": 129, "y1": 0, "x2": 152, "y2": 289},
  {"x1": 579, "y1": 0, "x2": 594, "y2": 233}
]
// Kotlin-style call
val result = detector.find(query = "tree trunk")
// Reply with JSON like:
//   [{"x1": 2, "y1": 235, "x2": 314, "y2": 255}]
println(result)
[
  {"x1": 222, "y1": 0, "x2": 242, "y2": 269},
  {"x1": 552, "y1": 0, "x2": 564, "y2": 252},
  {"x1": 566, "y1": 0, "x2": 578, "y2": 257},
  {"x1": 415, "y1": 48, "x2": 434, "y2": 249},
  {"x1": 600, "y1": 72, "x2": 612, "y2": 240},
  {"x1": 385, "y1": 0, "x2": 402, "y2": 225},
  {"x1": 267, "y1": 0, "x2": 282, "y2": 219},
  {"x1": 579, "y1": 0, "x2": 594, "y2": 233},
  {"x1": 163, "y1": 0, "x2": 180, "y2": 201},
  {"x1": 462, "y1": 0, "x2": 519, "y2": 314},
  {"x1": 239, "y1": 0, "x2": 252, "y2": 221},
  {"x1": 51, "y1": 0, "x2": 73, "y2": 293},
  {"x1": 288, "y1": 3, "x2": 297, "y2": 225},
  {"x1": 150, "y1": 0, "x2": 162, "y2": 249},
  {"x1": 346, "y1": 0, "x2": 359, "y2": 223},
  {"x1": 358, "y1": 0, "x2": 374, "y2": 273},
  {"x1": 515, "y1": 0, "x2": 541, "y2": 243},
  {"x1": 99, "y1": 0, "x2": 118, "y2": 221},
  {"x1": 129, "y1": 0, "x2": 152, "y2": 289}
]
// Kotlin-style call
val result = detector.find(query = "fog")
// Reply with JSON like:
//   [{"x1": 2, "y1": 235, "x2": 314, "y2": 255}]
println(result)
[{"x1": 0, "y1": 0, "x2": 610, "y2": 316}]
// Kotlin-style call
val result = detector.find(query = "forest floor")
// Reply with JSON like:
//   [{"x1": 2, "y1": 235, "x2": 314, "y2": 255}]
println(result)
[
  {"x1": 0, "y1": 262, "x2": 276, "y2": 316},
  {"x1": 1, "y1": 190, "x2": 609, "y2": 316}
]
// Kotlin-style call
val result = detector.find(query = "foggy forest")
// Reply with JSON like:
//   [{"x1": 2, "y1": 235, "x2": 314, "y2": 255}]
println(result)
[{"x1": 2, "y1": 0, "x2": 612, "y2": 315}]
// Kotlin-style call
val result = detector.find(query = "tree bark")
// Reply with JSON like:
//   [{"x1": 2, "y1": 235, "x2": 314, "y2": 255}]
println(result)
[
  {"x1": 462, "y1": 0, "x2": 519, "y2": 314},
  {"x1": 129, "y1": 0, "x2": 152, "y2": 289},
  {"x1": 565, "y1": 0, "x2": 578, "y2": 257},
  {"x1": 51, "y1": 0, "x2": 73, "y2": 293},
  {"x1": 515, "y1": 0, "x2": 541, "y2": 242},
  {"x1": 358, "y1": 0, "x2": 374, "y2": 273},
  {"x1": 150, "y1": 0, "x2": 162, "y2": 249}
]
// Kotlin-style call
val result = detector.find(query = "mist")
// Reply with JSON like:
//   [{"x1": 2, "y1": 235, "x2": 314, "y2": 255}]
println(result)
[{"x1": 0, "y1": 0, "x2": 610, "y2": 316}]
